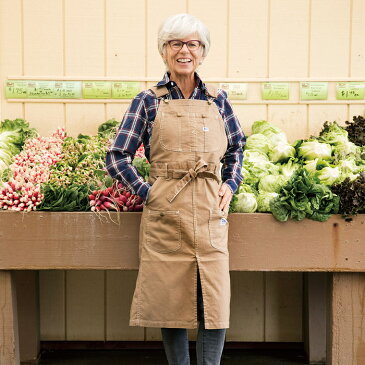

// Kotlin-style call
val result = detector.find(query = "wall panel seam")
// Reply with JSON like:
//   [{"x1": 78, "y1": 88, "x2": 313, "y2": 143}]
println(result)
[
  {"x1": 348, "y1": 0, "x2": 353, "y2": 77},
  {"x1": 308, "y1": 0, "x2": 312, "y2": 77},
  {"x1": 267, "y1": 0, "x2": 271, "y2": 78}
]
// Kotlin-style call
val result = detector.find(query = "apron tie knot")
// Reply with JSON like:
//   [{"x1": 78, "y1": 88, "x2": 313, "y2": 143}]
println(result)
[{"x1": 166, "y1": 159, "x2": 218, "y2": 203}]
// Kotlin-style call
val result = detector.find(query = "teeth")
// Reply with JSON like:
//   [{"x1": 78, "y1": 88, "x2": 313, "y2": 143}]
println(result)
[{"x1": 177, "y1": 59, "x2": 191, "y2": 63}]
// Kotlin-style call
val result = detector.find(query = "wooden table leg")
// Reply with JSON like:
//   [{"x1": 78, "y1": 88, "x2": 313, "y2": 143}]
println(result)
[
  {"x1": 304, "y1": 272, "x2": 327, "y2": 364},
  {"x1": 327, "y1": 272, "x2": 365, "y2": 365},
  {"x1": 0, "y1": 270, "x2": 20, "y2": 365}
]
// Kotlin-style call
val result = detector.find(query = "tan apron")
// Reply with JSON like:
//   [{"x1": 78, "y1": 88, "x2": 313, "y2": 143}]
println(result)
[{"x1": 129, "y1": 84, "x2": 230, "y2": 329}]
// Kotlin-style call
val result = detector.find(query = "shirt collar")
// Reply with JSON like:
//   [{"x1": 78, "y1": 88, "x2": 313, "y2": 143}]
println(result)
[{"x1": 156, "y1": 72, "x2": 207, "y2": 93}]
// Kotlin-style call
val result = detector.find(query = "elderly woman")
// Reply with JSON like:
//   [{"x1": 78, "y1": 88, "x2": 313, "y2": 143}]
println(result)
[{"x1": 106, "y1": 13, "x2": 246, "y2": 365}]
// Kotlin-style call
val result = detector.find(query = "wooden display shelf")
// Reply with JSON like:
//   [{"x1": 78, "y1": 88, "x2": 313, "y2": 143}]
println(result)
[{"x1": 0, "y1": 212, "x2": 364, "y2": 364}]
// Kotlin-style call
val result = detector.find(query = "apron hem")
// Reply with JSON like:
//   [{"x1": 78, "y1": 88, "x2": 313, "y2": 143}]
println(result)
[{"x1": 129, "y1": 319, "x2": 199, "y2": 329}]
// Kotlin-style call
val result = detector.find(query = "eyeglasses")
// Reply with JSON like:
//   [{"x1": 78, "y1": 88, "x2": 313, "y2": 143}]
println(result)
[{"x1": 166, "y1": 40, "x2": 202, "y2": 51}]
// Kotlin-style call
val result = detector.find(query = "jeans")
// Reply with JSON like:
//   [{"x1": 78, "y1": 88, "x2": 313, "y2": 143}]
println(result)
[{"x1": 161, "y1": 269, "x2": 226, "y2": 365}]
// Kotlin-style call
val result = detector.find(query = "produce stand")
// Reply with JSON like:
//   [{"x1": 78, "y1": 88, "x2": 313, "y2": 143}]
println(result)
[{"x1": 0, "y1": 211, "x2": 364, "y2": 365}]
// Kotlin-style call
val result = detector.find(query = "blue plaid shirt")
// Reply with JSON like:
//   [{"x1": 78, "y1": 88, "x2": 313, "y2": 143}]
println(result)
[{"x1": 106, "y1": 72, "x2": 246, "y2": 202}]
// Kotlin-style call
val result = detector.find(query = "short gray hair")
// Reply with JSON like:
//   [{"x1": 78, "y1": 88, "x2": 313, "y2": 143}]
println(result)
[{"x1": 158, "y1": 13, "x2": 210, "y2": 57}]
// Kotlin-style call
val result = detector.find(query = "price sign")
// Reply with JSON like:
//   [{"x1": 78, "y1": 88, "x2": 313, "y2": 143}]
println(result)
[
  {"x1": 5, "y1": 80, "x2": 28, "y2": 98},
  {"x1": 336, "y1": 82, "x2": 365, "y2": 100},
  {"x1": 112, "y1": 82, "x2": 141, "y2": 99},
  {"x1": 300, "y1": 82, "x2": 328, "y2": 100},
  {"x1": 262, "y1": 83, "x2": 289, "y2": 100},
  {"x1": 83, "y1": 81, "x2": 112, "y2": 98},
  {"x1": 27, "y1": 80, "x2": 57, "y2": 98},
  {"x1": 219, "y1": 83, "x2": 247, "y2": 100},
  {"x1": 53, "y1": 81, "x2": 82, "y2": 98}
]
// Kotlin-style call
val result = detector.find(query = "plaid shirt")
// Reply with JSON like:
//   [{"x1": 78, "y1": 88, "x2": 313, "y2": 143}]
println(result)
[{"x1": 106, "y1": 72, "x2": 246, "y2": 202}]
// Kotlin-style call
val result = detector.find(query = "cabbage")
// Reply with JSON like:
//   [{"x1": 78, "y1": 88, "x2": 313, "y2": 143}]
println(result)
[
  {"x1": 238, "y1": 183, "x2": 256, "y2": 194},
  {"x1": 243, "y1": 150, "x2": 270, "y2": 163},
  {"x1": 332, "y1": 141, "x2": 359, "y2": 162},
  {"x1": 257, "y1": 192, "x2": 279, "y2": 212},
  {"x1": 318, "y1": 121, "x2": 349, "y2": 145},
  {"x1": 315, "y1": 166, "x2": 341, "y2": 185},
  {"x1": 269, "y1": 132, "x2": 288, "y2": 146},
  {"x1": 279, "y1": 159, "x2": 301, "y2": 178},
  {"x1": 337, "y1": 159, "x2": 359, "y2": 174},
  {"x1": 233, "y1": 192, "x2": 257, "y2": 213},
  {"x1": 269, "y1": 143, "x2": 295, "y2": 163},
  {"x1": 245, "y1": 134, "x2": 271, "y2": 154},
  {"x1": 298, "y1": 140, "x2": 332, "y2": 160},
  {"x1": 242, "y1": 160, "x2": 280, "y2": 187},
  {"x1": 251, "y1": 120, "x2": 282, "y2": 136},
  {"x1": 258, "y1": 175, "x2": 288, "y2": 193}
]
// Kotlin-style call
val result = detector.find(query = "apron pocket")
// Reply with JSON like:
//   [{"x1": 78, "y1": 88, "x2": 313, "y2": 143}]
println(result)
[
  {"x1": 145, "y1": 176, "x2": 162, "y2": 206},
  {"x1": 146, "y1": 210, "x2": 181, "y2": 253},
  {"x1": 208, "y1": 209, "x2": 229, "y2": 252}
]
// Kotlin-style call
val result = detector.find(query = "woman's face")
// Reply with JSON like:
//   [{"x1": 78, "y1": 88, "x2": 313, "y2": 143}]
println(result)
[{"x1": 162, "y1": 33, "x2": 205, "y2": 78}]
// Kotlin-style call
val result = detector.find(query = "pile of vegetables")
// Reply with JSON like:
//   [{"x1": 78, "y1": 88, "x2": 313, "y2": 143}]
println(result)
[
  {"x1": 89, "y1": 182, "x2": 144, "y2": 212},
  {"x1": 1, "y1": 114, "x2": 365, "y2": 221},
  {"x1": 230, "y1": 116, "x2": 365, "y2": 221},
  {"x1": 0, "y1": 127, "x2": 65, "y2": 211},
  {"x1": 0, "y1": 119, "x2": 37, "y2": 180}
]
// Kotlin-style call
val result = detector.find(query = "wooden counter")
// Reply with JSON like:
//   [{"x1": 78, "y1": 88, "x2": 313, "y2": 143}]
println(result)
[{"x1": 0, "y1": 212, "x2": 364, "y2": 364}]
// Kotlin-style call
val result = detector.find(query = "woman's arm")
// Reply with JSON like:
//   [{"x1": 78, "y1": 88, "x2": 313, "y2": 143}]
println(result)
[
  {"x1": 105, "y1": 91, "x2": 152, "y2": 203},
  {"x1": 216, "y1": 90, "x2": 246, "y2": 194}
]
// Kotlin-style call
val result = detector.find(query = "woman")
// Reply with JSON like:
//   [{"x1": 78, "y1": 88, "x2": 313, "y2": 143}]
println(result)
[{"x1": 106, "y1": 13, "x2": 246, "y2": 365}]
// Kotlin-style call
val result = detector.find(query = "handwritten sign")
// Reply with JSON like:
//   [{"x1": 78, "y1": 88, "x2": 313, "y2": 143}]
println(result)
[
  {"x1": 219, "y1": 83, "x2": 247, "y2": 100},
  {"x1": 112, "y1": 82, "x2": 141, "y2": 99},
  {"x1": 6, "y1": 80, "x2": 82, "y2": 99},
  {"x1": 83, "y1": 81, "x2": 112, "y2": 99},
  {"x1": 262, "y1": 83, "x2": 289, "y2": 100},
  {"x1": 300, "y1": 82, "x2": 328, "y2": 100},
  {"x1": 53, "y1": 81, "x2": 82, "y2": 98},
  {"x1": 336, "y1": 82, "x2": 365, "y2": 100},
  {"x1": 5, "y1": 80, "x2": 28, "y2": 98}
]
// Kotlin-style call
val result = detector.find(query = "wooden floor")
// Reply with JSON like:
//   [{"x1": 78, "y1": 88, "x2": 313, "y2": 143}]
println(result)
[{"x1": 36, "y1": 349, "x2": 308, "y2": 365}]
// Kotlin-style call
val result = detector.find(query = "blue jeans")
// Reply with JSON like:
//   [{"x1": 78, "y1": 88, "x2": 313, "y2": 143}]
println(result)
[{"x1": 161, "y1": 269, "x2": 226, "y2": 365}]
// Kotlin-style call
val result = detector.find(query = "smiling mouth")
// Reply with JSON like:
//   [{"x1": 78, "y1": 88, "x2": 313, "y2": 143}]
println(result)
[{"x1": 176, "y1": 59, "x2": 192, "y2": 63}]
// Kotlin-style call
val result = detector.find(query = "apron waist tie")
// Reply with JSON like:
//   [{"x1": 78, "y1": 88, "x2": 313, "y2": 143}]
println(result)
[{"x1": 165, "y1": 159, "x2": 220, "y2": 203}]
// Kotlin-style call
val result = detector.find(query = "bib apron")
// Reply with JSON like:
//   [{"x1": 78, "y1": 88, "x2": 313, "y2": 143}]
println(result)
[{"x1": 129, "y1": 84, "x2": 230, "y2": 329}]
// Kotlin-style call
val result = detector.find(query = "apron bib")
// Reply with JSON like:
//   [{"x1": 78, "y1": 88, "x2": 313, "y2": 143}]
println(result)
[{"x1": 129, "y1": 85, "x2": 231, "y2": 329}]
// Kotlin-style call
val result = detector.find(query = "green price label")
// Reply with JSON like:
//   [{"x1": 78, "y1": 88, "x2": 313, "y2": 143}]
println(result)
[
  {"x1": 112, "y1": 82, "x2": 141, "y2": 99},
  {"x1": 219, "y1": 83, "x2": 247, "y2": 100},
  {"x1": 6, "y1": 80, "x2": 82, "y2": 99},
  {"x1": 336, "y1": 82, "x2": 365, "y2": 100},
  {"x1": 53, "y1": 81, "x2": 82, "y2": 98},
  {"x1": 5, "y1": 80, "x2": 28, "y2": 98},
  {"x1": 83, "y1": 81, "x2": 112, "y2": 98},
  {"x1": 262, "y1": 83, "x2": 289, "y2": 100},
  {"x1": 300, "y1": 82, "x2": 328, "y2": 100}
]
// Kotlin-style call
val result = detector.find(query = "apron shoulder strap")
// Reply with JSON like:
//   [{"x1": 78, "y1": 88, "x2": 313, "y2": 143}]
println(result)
[
  {"x1": 149, "y1": 85, "x2": 169, "y2": 98},
  {"x1": 205, "y1": 83, "x2": 219, "y2": 99}
]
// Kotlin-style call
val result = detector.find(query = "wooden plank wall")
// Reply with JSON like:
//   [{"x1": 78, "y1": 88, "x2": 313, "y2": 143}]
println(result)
[{"x1": 1, "y1": 0, "x2": 364, "y2": 342}]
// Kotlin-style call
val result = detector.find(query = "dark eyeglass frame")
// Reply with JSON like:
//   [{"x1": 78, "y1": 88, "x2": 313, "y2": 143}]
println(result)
[{"x1": 166, "y1": 39, "x2": 203, "y2": 51}]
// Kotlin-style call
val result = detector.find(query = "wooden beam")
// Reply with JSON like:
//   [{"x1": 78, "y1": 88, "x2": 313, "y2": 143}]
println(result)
[
  {"x1": 0, "y1": 212, "x2": 364, "y2": 271},
  {"x1": 0, "y1": 271, "x2": 20, "y2": 365},
  {"x1": 327, "y1": 273, "x2": 365, "y2": 365}
]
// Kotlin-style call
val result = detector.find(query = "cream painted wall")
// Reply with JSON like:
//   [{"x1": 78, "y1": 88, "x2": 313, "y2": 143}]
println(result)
[{"x1": 1, "y1": 0, "x2": 364, "y2": 342}]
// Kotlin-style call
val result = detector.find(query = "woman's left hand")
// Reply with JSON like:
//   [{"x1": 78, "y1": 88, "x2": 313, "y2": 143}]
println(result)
[{"x1": 218, "y1": 183, "x2": 233, "y2": 214}]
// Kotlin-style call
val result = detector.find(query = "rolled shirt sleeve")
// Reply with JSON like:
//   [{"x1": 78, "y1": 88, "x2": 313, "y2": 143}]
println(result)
[
  {"x1": 216, "y1": 90, "x2": 246, "y2": 194},
  {"x1": 105, "y1": 91, "x2": 151, "y2": 202}
]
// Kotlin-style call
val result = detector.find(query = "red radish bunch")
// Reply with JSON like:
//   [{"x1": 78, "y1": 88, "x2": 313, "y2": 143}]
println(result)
[
  {"x1": 89, "y1": 182, "x2": 144, "y2": 212},
  {"x1": 0, "y1": 180, "x2": 43, "y2": 212},
  {"x1": 0, "y1": 128, "x2": 65, "y2": 211},
  {"x1": 135, "y1": 143, "x2": 146, "y2": 159},
  {"x1": 12, "y1": 129, "x2": 65, "y2": 184}
]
